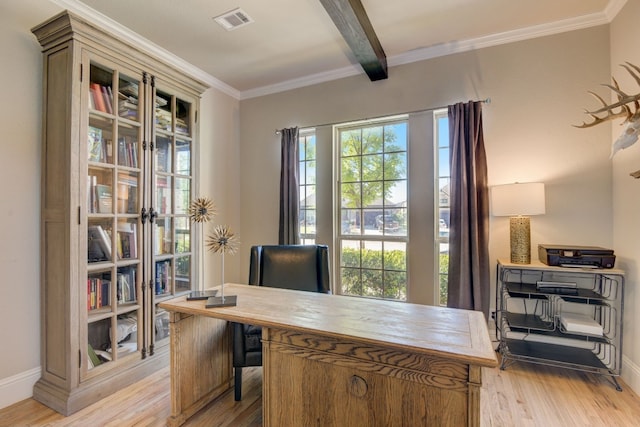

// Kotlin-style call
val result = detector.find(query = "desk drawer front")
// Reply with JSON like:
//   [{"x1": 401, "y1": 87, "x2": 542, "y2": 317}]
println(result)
[{"x1": 263, "y1": 329, "x2": 469, "y2": 426}]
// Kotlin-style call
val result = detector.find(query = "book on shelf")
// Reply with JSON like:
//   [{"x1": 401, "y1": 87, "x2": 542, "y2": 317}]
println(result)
[
  {"x1": 90, "y1": 83, "x2": 106, "y2": 112},
  {"x1": 88, "y1": 225, "x2": 111, "y2": 262},
  {"x1": 119, "y1": 82, "x2": 139, "y2": 98},
  {"x1": 88, "y1": 344, "x2": 103, "y2": 368},
  {"x1": 117, "y1": 222, "x2": 137, "y2": 259},
  {"x1": 87, "y1": 175, "x2": 97, "y2": 213},
  {"x1": 117, "y1": 269, "x2": 137, "y2": 303},
  {"x1": 95, "y1": 184, "x2": 112, "y2": 214},
  {"x1": 155, "y1": 260, "x2": 171, "y2": 295},
  {"x1": 117, "y1": 136, "x2": 139, "y2": 168},
  {"x1": 88, "y1": 126, "x2": 103, "y2": 162}
]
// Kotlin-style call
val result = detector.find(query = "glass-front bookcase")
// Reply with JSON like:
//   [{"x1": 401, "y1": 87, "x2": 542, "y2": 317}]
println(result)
[
  {"x1": 83, "y1": 59, "x2": 198, "y2": 372},
  {"x1": 32, "y1": 10, "x2": 207, "y2": 415},
  {"x1": 85, "y1": 61, "x2": 144, "y2": 374},
  {"x1": 150, "y1": 87, "x2": 195, "y2": 353}
]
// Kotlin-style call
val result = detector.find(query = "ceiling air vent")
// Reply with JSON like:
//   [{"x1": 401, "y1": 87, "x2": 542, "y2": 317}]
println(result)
[{"x1": 214, "y1": 8, "x2": 254, "y2": 31}]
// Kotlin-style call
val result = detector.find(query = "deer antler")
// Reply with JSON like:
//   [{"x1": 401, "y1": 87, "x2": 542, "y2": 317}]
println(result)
[{"x1": 575, "y1": 62, "x2": 640, "y2": 128}]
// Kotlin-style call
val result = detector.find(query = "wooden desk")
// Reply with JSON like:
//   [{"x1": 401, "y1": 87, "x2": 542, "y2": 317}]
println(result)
[{"x1": 159, "y1": 283, "x2": 497, "y2": 426}]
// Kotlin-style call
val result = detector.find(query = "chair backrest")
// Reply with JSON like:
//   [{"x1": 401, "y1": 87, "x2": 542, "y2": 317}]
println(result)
[{"x1": 248, "y1": 245, "x2": 330, "y2": 293}]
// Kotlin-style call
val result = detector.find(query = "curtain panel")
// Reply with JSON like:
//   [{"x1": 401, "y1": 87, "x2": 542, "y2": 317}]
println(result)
[
  {"x1": 278, "y1": 127, "x2": 301, "y2": 245},
  {"x1": 447, "y1": 101, "x2": 490, "y2": 319}
]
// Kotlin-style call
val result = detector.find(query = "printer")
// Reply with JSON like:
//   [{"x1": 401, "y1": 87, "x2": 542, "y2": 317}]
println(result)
[{"x1": 538, "y1": 244, "x2": 616, "y2": 269}]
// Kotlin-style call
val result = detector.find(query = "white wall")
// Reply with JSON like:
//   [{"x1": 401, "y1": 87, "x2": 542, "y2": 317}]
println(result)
[
  {"x1": 0, "y1": 0, "x2": 63, "y2": 408},
  {"x1": 239, "y1": 25, "x2": 613, "y2": 301},
  {"x1": 0, "y1": 0, "x2": 242, "y2": 409},
  {"x1": 610, "y1": 0, "x2": 640, "y2": 394}
]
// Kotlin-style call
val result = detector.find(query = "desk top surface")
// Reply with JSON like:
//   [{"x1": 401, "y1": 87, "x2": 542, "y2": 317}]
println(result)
[{"x1": 159, "y1": 283, "x2": 497, "y2": 368}]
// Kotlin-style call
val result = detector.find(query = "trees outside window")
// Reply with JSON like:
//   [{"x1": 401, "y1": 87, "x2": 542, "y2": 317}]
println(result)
[{"x1": 337, "y1": 120, "x2": 408, "y2": 300}]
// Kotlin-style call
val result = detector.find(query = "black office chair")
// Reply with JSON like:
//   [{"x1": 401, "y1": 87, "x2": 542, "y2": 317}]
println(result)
[{"x1": 232, "y1": 244, "x2": 331, "y2": 401}]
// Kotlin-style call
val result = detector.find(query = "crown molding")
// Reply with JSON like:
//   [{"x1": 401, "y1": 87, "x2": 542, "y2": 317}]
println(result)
[
  {"x1": 242, "y1": 9, "x2": 616, "y2": 99},
  {"x1": 605, "y1": 0, "x2": 628, "y2": 20},
  {"x1": 49, "y1": 0, "x2": 627, "y2": 101},
  {"x1": 49, "y1": 0, "x2": 240, "y2": 99}
]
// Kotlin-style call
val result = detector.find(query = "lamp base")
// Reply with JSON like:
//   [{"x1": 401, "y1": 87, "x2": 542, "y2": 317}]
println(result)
[
  {"x1": 206, "y1": 295, "x2": 237, "y2": 308},
  {"x1": 510, "y1": 216, "x2": 531, "y2": 264}
]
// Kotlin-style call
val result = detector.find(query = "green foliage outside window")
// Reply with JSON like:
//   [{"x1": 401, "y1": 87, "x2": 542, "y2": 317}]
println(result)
[
  {"x1": 439, "y1": 252, "x2": 449, "y2": 306},
  {"x1": 341, "y1": 247, "x2": 406, "y2": 300}
]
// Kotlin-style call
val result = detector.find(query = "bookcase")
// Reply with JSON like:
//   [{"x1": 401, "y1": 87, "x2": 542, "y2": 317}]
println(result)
[
  {"x1": 31, "y1": 11, "x2": 208, "y2": 415},
  {"x1": 496, "y1": 259, "x2": 624, "y2": 390}
]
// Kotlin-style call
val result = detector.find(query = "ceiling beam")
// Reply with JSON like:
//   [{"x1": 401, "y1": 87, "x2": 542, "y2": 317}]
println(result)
[{"x1": 318, "y1": 0, "x2": 388, "y2": 81}]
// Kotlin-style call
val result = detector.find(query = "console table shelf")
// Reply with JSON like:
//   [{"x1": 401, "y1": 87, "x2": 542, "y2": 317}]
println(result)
[{"x1": 496, "y1": 260, "x2": 624, "y2": 391}]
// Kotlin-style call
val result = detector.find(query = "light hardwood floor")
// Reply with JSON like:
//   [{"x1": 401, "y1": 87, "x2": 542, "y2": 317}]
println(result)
[{"x1": 2, "y1": 359, "x2": 640, "y2": 426}]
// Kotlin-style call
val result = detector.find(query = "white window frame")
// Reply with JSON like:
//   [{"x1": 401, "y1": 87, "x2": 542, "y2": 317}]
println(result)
[{"x1": 333, "y1": 116, "x2": 409, "y2": 301}]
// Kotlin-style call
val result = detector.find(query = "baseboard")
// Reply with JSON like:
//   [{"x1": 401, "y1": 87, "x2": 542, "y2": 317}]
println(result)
[
  {"x1": 622, "y1": 355, "x2": 640, "y2": 395},
  {"x1": 0, "y1": 367, "x2": 41, "y2": 410}
]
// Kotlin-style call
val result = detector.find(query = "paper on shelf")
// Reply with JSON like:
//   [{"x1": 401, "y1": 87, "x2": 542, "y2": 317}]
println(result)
[{"x1": 559, "y1": 313, "x2": 603, "y2": 336}]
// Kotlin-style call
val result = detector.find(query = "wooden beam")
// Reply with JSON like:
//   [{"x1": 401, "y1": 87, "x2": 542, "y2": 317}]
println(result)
[{"x1": 319, "y1": 0, "x2": 388, "y2": 81}]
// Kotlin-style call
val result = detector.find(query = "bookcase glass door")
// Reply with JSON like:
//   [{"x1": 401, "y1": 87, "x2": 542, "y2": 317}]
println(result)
[
  {"x1": 151, "y1": 88, "x2": 194, "y2": 351},
  {"x1": 85, "y1": 58, "x2": 144, "y2": 377}
]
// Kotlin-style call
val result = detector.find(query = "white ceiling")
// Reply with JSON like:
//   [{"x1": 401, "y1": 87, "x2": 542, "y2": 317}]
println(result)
[{"x1": 55, "y1": 0, "x2": 624, "y2": 99}]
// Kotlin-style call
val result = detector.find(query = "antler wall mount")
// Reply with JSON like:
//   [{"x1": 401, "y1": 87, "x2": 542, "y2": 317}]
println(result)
[{"x1": 575, "y1": 62, "x2": 640, "y2": 171}]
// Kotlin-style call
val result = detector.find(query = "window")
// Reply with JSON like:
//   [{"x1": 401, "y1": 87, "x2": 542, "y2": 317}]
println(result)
[
  {"x1": 336, "y1": 118, "x2": 408, "y2": 300},
  {"x1": 299, "y1": 130, "x2": 316, "y2": 244},
  {"x1": 435, "y1": 111, "x2": 450, "y2": 306}
]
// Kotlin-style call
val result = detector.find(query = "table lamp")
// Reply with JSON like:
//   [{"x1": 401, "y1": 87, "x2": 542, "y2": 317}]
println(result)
[{"x1": 491, "y1": 182, "x2": 545, "y2": 264}]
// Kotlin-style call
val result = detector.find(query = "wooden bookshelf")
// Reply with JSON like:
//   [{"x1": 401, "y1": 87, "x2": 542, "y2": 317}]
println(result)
[{"x1": 31, "y1": 10, "x2": 208, "y2": 415}]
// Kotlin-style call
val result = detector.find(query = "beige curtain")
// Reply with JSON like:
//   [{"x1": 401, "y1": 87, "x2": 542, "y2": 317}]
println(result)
[
  {"x1": 447, "y1": 101, "x2": 490, "y2": 319},
  {"x1": 278, "y1": 127, "x2": 300, "y2": 244}
]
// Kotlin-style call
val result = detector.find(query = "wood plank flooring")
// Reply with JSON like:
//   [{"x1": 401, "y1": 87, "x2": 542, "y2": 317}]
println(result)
[{"x1": 2, "y1": 359, "x2": 640, "y2": 426}]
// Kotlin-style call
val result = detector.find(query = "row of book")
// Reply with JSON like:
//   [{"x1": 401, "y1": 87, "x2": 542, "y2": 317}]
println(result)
[
  {"x1": 88, "y1": 277, "x2": 110, "y2": 311},
  {"x1": 118, "y1": 136, "x2": 139, "y2": 168},
  {"x1": 89, "y1": 125, "x2": 141, "y2": 169},
  {"x1": 90, "y1": 82, "x2": 114, "y2": 114}
]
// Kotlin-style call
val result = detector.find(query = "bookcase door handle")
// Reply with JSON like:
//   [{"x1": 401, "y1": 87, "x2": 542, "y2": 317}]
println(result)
[{"x1": 149, "y1": 207, "x2": 158, "y2": 223}]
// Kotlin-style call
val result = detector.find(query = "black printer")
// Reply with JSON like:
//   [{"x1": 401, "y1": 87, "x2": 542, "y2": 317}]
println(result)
[{"x1": 538, "y1": 244, "x2": 616, "y2": 269}]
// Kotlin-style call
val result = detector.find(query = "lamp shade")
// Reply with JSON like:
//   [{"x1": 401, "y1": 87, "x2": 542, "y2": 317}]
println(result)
[{"x1": 491, "y1": 182, "x2": 545, "y2": 217}]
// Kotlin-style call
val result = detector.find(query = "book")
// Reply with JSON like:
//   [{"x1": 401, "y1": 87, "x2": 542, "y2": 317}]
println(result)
[
  {"x1": 87, "y1": 175, "x2": 97, "y2": 213},
  {"x1": 101, "y1": 86, "x2": 113, "y2": 114},
  {"x1": 90, "y1": 83, "x2": 106, "y2": 112},
  {"x1": 88, "y1": 344, "x2": 102, "y2": 368},
  {"x1": 117, "y1": 222, "x2": 137, "y2": 259},
  {"x1": 95, "y1": 184, "x2": 112, "y2": 213},
  {"x1": 88, "y1": 225, "x2": 111, "y2": 261},
  {"x1": 88, "y1": 126, "x2": 103, "y2": 162}
]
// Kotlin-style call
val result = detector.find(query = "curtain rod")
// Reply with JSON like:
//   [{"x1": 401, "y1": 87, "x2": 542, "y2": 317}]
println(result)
[{"x1": 274, "y1": 98, "x2": 490, "y2": 135}]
